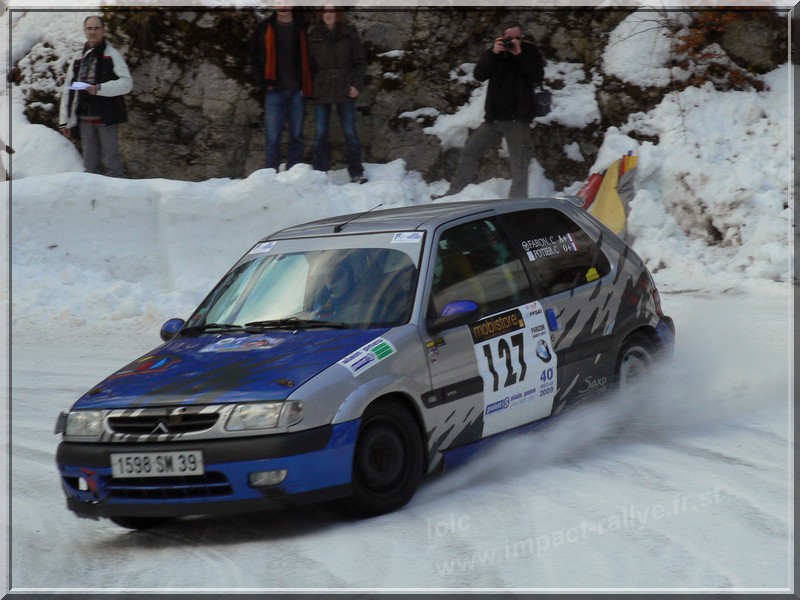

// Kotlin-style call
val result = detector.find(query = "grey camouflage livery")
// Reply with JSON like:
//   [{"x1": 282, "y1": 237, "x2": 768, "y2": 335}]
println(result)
[{"x1": 267, "y1": 197, "x2": 672, "y2": 474}]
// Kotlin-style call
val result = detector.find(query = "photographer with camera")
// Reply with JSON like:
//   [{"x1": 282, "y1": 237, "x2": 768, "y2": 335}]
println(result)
[{"x1": 434, "y1": 20, "x2": 544, "y2": 200}]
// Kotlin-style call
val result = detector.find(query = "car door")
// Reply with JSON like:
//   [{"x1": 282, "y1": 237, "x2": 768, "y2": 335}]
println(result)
[
  {"x1": 420, "y1": 217, "x2": 560, "y2": 453},
  {"x1": 499, "y1": 207, "x2": 617, "y2": 405}
]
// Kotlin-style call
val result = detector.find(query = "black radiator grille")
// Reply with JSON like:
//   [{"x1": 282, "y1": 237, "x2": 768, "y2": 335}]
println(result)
[{"x1": 107, "y1": 413, "x2": 219, "y2": 435}]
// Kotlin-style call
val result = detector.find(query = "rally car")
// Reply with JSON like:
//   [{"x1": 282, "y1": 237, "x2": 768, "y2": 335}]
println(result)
[{"x1": 55, "y1": 197, "x2": 675, "y2": 529}]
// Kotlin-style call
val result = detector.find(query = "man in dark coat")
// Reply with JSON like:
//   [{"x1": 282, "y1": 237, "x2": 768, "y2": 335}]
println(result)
[
  {"x1": 250, "y1": 3, "x2": 313, "y2": 171},
  {"x1": 436, "y1": 21, "x2": 544, "y2": 199},
  {"x1": 308, "y1": 5, "x2": 368, "y2": 183},
  {"x1": 58, "y1": 16, "x2": 133, "y2": 177}
]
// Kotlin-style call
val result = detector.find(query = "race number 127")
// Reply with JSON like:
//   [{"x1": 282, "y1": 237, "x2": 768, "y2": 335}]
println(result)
[{"x1": 481, "y1": 333, "x2": 526, "y2": 393}]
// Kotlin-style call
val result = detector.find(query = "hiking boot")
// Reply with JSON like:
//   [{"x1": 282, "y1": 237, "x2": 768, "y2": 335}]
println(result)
[{"x1": 351, "y1": 175, "x2": 368, "y2": 184}]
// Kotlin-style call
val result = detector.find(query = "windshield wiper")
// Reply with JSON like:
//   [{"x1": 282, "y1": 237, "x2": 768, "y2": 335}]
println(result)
[
  {"x1": 244, "y1": 317, "x2": 349, "y2": 330},
  {"x1": 181, "y1": 322, "x2": 246, "y2": 335}
]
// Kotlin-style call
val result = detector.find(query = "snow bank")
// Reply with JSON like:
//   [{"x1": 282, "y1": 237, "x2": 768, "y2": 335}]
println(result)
[
  {"x1": 10, "y1": 161, "x2": 431, "y2": 327},
  {"x1": 622, "y1": 65, "x2": 792, "y2": 286}
]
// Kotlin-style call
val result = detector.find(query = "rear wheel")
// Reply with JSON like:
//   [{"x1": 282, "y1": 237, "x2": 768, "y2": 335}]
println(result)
[
  {"x1": 616, "y1": 333, "x2": 655, "y2": 389},
  {"x1": 346, "y1": 400, "x2": 424, "y2": 517},
  {"x1": 109, "y1": 516, "x2": 173, "y2": 530}
]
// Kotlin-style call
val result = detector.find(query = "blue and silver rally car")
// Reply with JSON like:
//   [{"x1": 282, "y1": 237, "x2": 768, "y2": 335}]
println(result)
[{"x1": 55, "y1": 198, "x2": 675, "y2": 529}]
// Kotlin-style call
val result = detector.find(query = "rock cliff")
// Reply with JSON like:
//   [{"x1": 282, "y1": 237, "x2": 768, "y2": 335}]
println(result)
[{"x1": 16, "y1": 7, "x2": 788, "y2": 189}]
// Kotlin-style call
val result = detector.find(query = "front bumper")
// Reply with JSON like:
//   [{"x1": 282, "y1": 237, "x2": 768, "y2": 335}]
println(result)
[{"x1": 56, "y1": 420, "x2": 359, "y2": 519}]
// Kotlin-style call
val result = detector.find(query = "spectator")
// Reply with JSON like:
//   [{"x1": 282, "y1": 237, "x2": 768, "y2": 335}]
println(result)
[
  {"x1": 435, "y1": 20, "x2": 544, "y2": 200},
  {"x1": 58, "y1": 15, "x2": 133, "y2": 178},
  {"x1": 250, "y1": 2, "x2": 313, "y2": 172},
  {"x1": 0, "y1": 137, "x2": 12, "y2": 181},
  {"x1": 308, "y1": 4, "x2": 368, "y2": 184}
]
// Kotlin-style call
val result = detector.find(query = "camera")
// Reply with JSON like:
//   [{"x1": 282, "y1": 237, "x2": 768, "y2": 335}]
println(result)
[{"x1": 501, "y1": 36, "x2": 515, "y2": 49}]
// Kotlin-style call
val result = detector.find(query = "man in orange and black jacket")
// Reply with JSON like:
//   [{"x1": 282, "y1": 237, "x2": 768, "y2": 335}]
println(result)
[{"x1": 250, "y1": 3, "x2": 313, "y2": 172}]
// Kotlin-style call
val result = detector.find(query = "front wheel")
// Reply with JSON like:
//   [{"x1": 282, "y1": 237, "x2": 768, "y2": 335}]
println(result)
[
  {"x1": 345, "y1": 401, "x2": 424, "y2": 517},
  {"x1": 616, "y1": 333, "x2": 655, "y2": 389}
]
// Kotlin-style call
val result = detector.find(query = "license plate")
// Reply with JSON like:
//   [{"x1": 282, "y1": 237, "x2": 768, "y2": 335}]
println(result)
[{"x1": 110, "y1": 450, "x2": 204, "y2": 478}]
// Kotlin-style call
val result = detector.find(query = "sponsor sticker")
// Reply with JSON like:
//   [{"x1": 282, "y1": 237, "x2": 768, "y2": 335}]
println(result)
[
  {"x1": 469, "y1": 309, "x2": 525, "y2": 344},
  {"x1": 536, "y1": 339, "x2": 552, "y2": 362},
  {"x1": 485, "y1": 398, "x2": 510, "y2": 416},
  {"x1": 339, "y1": 337, "x2": 396, "y2": 376},
  {"x1": 199, "y1": 336, "x2": 284, "y2": 353},
  {"x1": 392, "y1": 232, "x2": 423, "y2": 244},
  {"x1": 425, "y1": 339, "x2": 445, "y2": 364},
  {"x1": 250, "y1": 241, "x2": 276, "y2": 254}
]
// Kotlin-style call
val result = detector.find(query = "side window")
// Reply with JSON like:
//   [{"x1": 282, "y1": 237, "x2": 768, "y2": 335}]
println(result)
[
  {"x1": 501, "y1": 209, "x2": 611, "y2": 297},
  {"x1": 430, "y1": 218, "x2": 531, "y2": 318}
]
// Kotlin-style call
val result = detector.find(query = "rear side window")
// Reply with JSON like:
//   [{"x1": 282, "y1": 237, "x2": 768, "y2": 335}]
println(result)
[{"x1": 501, "y1": 209, "x2": 611, "y2": 297}]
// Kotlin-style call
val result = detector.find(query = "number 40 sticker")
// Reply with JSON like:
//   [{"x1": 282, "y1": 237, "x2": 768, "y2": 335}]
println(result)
[{"x1": 470, "y1": 304, "x2": 557, "y2": 437}]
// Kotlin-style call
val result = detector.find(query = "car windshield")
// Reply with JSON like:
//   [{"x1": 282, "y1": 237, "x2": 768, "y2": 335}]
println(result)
[{"x1": 185, "y1": 232, "x2": 423, "y2": 330}]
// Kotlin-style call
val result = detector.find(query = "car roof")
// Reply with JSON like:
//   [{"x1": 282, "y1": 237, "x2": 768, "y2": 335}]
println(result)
[{"x1": 266, "y1": 197, "x2": 578, "y2": 240}]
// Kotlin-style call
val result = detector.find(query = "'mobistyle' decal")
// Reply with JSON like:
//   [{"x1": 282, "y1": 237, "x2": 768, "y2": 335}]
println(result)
[
  {"x1": 339, "y1": 337, "x2": 396, "y2": 376},
  {"x1": 471, "y1": 303, "x2": 558, "y2": 437}
]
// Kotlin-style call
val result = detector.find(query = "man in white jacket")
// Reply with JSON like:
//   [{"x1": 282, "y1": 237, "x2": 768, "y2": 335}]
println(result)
[{"x1": 59, "y1": 15, "x2": 133, "y2": 177}]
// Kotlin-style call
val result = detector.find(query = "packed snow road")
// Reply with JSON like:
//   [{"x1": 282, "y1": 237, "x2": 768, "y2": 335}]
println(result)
[{"x1": 9, "y1": 290, "x2": 791, "y2": 591}]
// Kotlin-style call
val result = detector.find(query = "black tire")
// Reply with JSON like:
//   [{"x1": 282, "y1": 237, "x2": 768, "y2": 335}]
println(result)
[
  {"x1": 615, "y1": 333, "x2": 655, "y2": 389},
  {"x1": 345, "y1": 400, "x2": 424, "y2": 517},
  {"x1": 109, "y1": 516, "x2": 173, "y2": 530}
]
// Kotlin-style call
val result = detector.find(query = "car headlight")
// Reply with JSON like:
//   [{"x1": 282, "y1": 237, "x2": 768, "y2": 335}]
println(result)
[
  {"x1": 64, "y1": 410, "x2": 105, "y2": 437},
  {"x1": 225, "y1": 401, "x2": 304, "y2": 431}
]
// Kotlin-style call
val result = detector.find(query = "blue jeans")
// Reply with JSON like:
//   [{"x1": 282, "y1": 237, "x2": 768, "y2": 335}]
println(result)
[
  {"x1": 264, "y1": 89, "x2": 306, "y2": 170},
  {"x1": 312, "y1": 100, "x2": 364, "y2": 178}
]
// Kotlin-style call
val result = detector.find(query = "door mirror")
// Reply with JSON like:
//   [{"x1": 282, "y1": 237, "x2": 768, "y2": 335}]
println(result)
[
  {"x1": 160, "y1": 318, "x2": 185, "y2": 342},
  {"x1": 428, "y1": 300, "x2": 480, "y2": 334}
]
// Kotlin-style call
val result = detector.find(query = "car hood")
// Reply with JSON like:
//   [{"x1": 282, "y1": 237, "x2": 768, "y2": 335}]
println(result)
[{"x1": 73, "y1": 329, "x2": 388, "y2": 410}]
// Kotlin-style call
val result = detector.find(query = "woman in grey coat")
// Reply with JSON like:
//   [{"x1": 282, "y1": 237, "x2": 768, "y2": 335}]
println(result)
[{"x1": 308, "y1": 4, "x2": 368, "y2": 183}]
